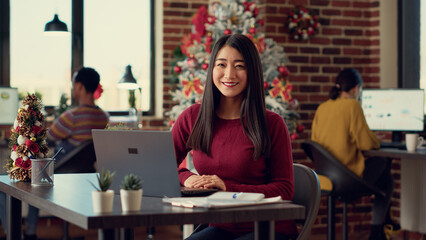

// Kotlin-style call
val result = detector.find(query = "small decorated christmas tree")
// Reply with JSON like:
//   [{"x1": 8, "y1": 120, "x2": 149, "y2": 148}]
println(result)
[
  {"x1": 7, "y1": 94, "x2": 49, "y2": 181},
  {"x1": 166, "y1": 0, "x2": 303, "y2": 138}
]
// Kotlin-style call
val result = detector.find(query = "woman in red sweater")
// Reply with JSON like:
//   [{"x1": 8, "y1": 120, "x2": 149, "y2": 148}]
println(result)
[{"x1": 172, "y1": 34, "x2": 297, "y2": 240}]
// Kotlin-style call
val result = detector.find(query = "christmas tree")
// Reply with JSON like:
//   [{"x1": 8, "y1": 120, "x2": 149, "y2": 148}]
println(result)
[
  {"x1": 7, "y1": 94, "x2": 49, "y2": 181},
  {"x1": 166, "y1": 0, "x2": 302, "y2": 138}
]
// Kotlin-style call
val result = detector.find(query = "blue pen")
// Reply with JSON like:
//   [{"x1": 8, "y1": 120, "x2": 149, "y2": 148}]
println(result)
[{"x1": 232, "y1": 192, "x2": 243, "y2": 199}]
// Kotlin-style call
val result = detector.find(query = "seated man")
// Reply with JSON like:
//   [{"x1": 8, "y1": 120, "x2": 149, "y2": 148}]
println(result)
[{"x1": 0, "y1": 67, "x2": 109, "y2": 240}]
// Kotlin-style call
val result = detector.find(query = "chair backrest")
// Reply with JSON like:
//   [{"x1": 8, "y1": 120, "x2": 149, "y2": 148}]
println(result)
[
  {"x1": 301, "y1": 140, "x2": 385, "y2": 202},
  {"x1": 54, "y1": 140, "x2": 97, "y2": 173},
  {"x1": 293, "y1": 163, "x2": 321, "y2": 240}
]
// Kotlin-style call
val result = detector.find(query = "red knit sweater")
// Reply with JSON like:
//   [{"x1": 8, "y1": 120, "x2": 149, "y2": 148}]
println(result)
[{"x1": 172, "y1": 104, "x2": 298, "y2": 236}]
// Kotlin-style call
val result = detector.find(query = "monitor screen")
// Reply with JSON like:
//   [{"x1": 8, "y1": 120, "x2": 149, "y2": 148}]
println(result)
[
  {"x1": 0, "y1": 87, "x2": 19, "y2": 125},
  {"x1": 361, "y1": 89, "x2": 425, "y2": 132}
]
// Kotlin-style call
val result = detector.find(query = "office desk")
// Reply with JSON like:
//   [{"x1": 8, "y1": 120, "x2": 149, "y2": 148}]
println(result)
[
  {"x1": 0, "y1": 174, "x2": 305, "y2": 240},
  {"x1": 364, "y1": 148, "x2": 426, "y2": 234}
]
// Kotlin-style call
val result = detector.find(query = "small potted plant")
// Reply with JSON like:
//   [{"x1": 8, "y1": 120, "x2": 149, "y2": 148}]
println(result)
[
  {"x1": 120, "y1": 174, "x2": 143, "y2": 212},
  {"x1": 91, "y1": 169, "x2": 115, "y2": 213}
]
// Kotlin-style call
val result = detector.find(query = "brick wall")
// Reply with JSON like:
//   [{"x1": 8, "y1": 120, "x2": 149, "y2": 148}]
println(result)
[{"x1": 161, "y1": 0, "x2": 424, "y2": 238}]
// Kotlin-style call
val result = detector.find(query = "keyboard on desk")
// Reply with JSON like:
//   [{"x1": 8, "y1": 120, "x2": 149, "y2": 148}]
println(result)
[{"x1": 380, "y1": 142, "x2": 406, "y2": 150}]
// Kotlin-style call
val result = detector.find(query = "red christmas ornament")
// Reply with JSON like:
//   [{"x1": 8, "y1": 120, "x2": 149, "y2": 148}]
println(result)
[
  {"x1": 249, "y1": 27, "x2": 256, "y2": 34},
  {"x1": 263, "y1": 82, "x2": 269, "y2": 89},
  {"x1": 201, "y1": 63, "x2": 209, "y2": 70},
  {"x1": 206, "y1": 35, "x2": 213, "y2": 42},
  {"x1": 174, "y1": 66, "x2": 182, "y2": 74},
  {"x1": 224, "y1": 29, "x2": 232, "y2": 35},
  {"x1": 290, "y1": 132, "x2": 298, "y2": 140},
  {"x1": 278, "y1": 66, "x2": 290, "y2": 77},
  {"x1": 258, "y1": 19, "x2": 264, "y2": 26},
  {"x1": 296, "y1": 124, "x2": 305, "y2": 134},
  {"x1": 187, "y1": 57, "x2": 198, "y2": 70}
]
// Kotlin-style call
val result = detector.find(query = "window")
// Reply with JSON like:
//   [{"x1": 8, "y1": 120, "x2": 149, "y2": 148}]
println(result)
[
  {"x1": 84, "y1": 0, "x2": 153, "y2": 113},
  {"x1": 10, "y1": 0, "x2": 72, "y2": 106},
  {"x1": 9, "y1": 0, "x2": 155, "y2": 114}
]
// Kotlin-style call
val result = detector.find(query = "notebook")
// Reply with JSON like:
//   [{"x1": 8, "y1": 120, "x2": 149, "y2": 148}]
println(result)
[{"x1": 92, "y1": 129, "x2": 217, "y2": 197}]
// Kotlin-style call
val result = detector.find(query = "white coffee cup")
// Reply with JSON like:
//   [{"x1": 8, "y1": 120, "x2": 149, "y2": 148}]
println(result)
[{"x1": 405, "y1": 133, "x2": 424, "y2": 152}]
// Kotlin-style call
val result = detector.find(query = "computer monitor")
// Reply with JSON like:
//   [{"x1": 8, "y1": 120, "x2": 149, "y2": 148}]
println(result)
[
  {"x1": 0, "y1": 87, "x2": 19, "y2": 125},
  {"x1": 361, "y1": 89, "x2": 425, "y2": 140}
]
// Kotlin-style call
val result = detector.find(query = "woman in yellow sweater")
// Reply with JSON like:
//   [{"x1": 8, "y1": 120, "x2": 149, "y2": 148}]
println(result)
[{"x1": 311, "y1": 68, "x2": 396, "y2": 240}]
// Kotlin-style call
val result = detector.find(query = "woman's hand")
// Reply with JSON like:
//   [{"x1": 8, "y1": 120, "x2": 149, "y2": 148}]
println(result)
[{"x1": 184, "y1": 174, "x2": 226, "y2": 191}]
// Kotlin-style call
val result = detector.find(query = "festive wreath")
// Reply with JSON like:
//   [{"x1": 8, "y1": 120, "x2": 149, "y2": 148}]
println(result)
[{"x1": 288, "y1": 6, "x2": 320, "y2": 40}]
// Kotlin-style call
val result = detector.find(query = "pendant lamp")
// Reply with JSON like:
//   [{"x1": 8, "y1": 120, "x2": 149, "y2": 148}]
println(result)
[
  {"x1": 44, "y1": 14, "x2": 69, "y2": 34},
  {"x1": 118, "y1": 65, "x2": 140, "y2": 90}
]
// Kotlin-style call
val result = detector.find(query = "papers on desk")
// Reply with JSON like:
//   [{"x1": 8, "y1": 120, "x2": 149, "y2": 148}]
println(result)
[{"x1": 162, "y1": 192, "x2": 286, "y2": 208}]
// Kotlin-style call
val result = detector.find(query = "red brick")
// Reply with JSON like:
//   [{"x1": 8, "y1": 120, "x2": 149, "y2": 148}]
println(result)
[
  {"x1": 353, "y1": 2, "x2": 373, "y2": 8},
  {"x1": 333, "y1": 57, "x2": 352, "y2": 64},
  {"x1": 164, "y1": 11, "x2": 184, "y2": 17},
  {"x1": 265, "y1": 16, "x2": 285, "y2": 24},
  {"x1": 344, "y1": 29, "x2": 363, "y2": 36},
  {"x1": 289, "y1": 0, "x2": 309, "y2": 5},
  {"x1": 364, "y1": 10, "x2": 380, "y2": 18},
  {"x1": 332, "y1": 1, "x2": 350, "y2": 7},
  {"x1": 301, "y1": 66, "x2": 320, "y2": 73},
  {"x1": 322, "y1": 67, "x2": 341, "y2": 73},
  {"x1": 283, "y1": 46, "x2": 298, "y2": 53},
  {"x1": 322, "y1": 9, "x2": 341, "y2": 16},
  {"x1": 363, "y1": 49, "x2": 380, "y2": 55},
  {"x1": 353, "y1": 39, "x2": 379, "y2": 46},
  {"x1": 266, "y1": 6, "x2": 278, "y2": 14},
  {"x1": 323, "y1": 48, "x2": 341, "y2": 55},
  {"x1": 163, "y1": 19, "x2": 189, "y2": 25},
  {"x1": 310, "y1": 37, "x2": 331, "y2": 45},
  {"x1": 322, "y1": 28, "x2": 342, "y2": 35},
  {"x1": 300, "y1": 47, "x2": 320, "y2": 54},
  {"x1": 312, "y1": 57, "x2": 331, "y2": 64},
  {"x1": 310, "y1": 94, "x2": 329, "y2": 101},
  {"x1": 353, "y1": 58, "x2": 380, "y2": 64},
  {"x1": 365, "y1": 30, "x2": 380, "y2": 36},
  {"x1": 290, "y1": 75, "x2": 309, "y2": 82},
  {"x1": 364, "y1": 67, "x2": 380, "y2": 74},
  {"x1": 311, "y1": 0, "x2": 330, "y2": 6},
  {"x1": 266, "y1": 25, "x2": 276, "y2": 33},
  {"x1": 331, "y1": 19, "x2": 352, "y2": 26},
  {"x1": 289, "y1": 56, "x2": 310, "y2": 63},
  {"x1": 311, "y1": 76, "x2": 330, "y2": 82},
  {"x1": 343, "y1": 48, "x2": 362, "y2": 55},
  {"x1": 332, "y1": 38, "x2": 352, "y2": 45},
  {"x1": 170, "y1": 2, "x2": 188, "y2": 8},
  {"x1": 343, "y1": 10, "x2": 362, "y2": 17}
]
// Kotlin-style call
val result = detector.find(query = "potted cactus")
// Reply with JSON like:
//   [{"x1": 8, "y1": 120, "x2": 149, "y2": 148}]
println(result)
[
  {"x1": 120, "y1": 174, "x2": 143, "y2": 212},
  {"x1": 91, "y1": 169, "x2": 115, "y2": 213}
]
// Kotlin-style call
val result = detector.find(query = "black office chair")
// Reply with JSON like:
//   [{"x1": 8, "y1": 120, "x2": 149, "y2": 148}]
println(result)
[
  {"x1": 292, "y1": 163, "x2": 321, "y2": 240},
  {"x1": 189, "y1": 163, "x2": 321, "y2": 240},
  {"x1": 54, "y1": 140, "x2": 97, "y2": 174},
  {"x1": 301, "y1": 140, "x2": 385, "y2": 240}
]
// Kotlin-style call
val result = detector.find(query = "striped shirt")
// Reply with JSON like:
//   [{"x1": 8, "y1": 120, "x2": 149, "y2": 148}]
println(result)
[{"x1": 48, "y1": 105, "x2": 109, "y2": 146}]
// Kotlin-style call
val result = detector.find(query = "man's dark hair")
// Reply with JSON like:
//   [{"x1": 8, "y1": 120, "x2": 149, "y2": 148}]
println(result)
[{"x1": 74, "y1": 67, "x2": 100, "y2": 93}]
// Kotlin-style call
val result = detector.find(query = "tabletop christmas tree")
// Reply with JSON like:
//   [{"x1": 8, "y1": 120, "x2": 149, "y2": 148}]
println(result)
[
  {"x1": 7, "y1": 94, "x2": 49, "y2": 181},
  {"x1": 166, "y1": 0, "x2": 303, "y2": 138}
]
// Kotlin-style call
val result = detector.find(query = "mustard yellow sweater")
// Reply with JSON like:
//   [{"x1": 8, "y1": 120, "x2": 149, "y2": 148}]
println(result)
[{"x1": 311, "y1": 98, "x2": 380, "y2": 176}]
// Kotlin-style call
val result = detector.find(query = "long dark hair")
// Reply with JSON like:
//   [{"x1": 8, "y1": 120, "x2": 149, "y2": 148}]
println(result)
[
  {"x1": 329, "y1": 68, "x2": 363, "y2": 100},
  {"x1": 186, "y1": 34, "x2": 271, "y2": 159}
]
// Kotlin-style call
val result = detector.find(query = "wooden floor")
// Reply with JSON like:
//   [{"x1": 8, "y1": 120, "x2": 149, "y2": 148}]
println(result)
[{"x1": 0, "y1": 218, "x2": 408, "y2": 240}]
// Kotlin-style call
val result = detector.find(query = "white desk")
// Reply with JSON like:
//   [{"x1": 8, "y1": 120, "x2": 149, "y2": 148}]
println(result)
[{"x1": 364, "y1": 148, "x2": 426, "y2": 234}]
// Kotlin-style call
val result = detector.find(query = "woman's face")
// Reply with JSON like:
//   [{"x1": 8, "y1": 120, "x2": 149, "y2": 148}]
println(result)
[{"x1": 212, "y1": 45, "x2": 248, "y2": 101}]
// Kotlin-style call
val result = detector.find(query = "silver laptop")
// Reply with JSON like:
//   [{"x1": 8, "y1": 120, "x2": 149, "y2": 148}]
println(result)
[{"x1": 92, "y1": 129, "x2": 217, "y2": 197}]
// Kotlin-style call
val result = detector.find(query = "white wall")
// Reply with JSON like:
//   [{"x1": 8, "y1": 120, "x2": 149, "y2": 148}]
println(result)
[{"x1": 380, "y1": 0, "x2": 398, "y2": 88}]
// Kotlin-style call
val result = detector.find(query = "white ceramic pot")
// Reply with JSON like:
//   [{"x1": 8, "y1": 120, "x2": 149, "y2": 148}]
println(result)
[
  {"x1": 92, "y1": 190, "x2": 114, "y2": 213},
  {"x1": 120, "y1": 189, "x2": 143, "y2": 212}
]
